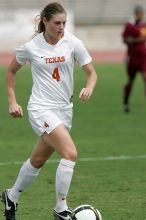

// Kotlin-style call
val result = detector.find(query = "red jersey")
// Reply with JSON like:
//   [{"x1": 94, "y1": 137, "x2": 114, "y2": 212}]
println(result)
[{"x1": 122, "y1": 20, "x2": 146, "y2": 57}]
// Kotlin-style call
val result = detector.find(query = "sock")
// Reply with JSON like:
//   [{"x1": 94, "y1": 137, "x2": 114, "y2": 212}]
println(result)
[
  {"x1": 55, "y1": 159, "x2": 75, "y2": 213},
  {"x1": 8, "y1": 158, "x2": 40, "y2": 203}
]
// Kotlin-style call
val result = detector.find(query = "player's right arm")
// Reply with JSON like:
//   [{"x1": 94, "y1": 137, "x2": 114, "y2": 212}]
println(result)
[
  {"x1": 122, "y1": 23, "x2": 136, "y2": 46},
  {"x1": 6, "y1": 56, "x2": 23, "y2": 118}
]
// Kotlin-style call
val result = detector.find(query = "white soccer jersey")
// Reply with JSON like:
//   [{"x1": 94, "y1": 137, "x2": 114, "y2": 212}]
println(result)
[{"x1": 15, "y1": 31, "x2": 92, "y2": 110}]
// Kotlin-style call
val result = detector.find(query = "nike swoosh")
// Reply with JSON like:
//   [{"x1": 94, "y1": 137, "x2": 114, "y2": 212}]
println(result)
[
  {"x1": 5, "y1": 192, "x2": 11, "y2": 210},
  {"x1": 56, "y1": 213, "x2": 71, "y2": 220}
]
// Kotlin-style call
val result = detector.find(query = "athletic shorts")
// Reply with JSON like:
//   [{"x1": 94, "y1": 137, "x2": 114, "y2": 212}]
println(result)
[
  {"x1": 127, "y1": 56, "x2": 146, "y2": 79},
  {"x1": 28, "y1": 107, "x2": 73, "y2": 136}
]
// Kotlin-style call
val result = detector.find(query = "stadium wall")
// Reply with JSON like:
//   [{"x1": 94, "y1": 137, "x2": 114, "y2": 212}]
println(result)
[{"x1": 0, "y1": 7, "x2": 126, "y2": 64}]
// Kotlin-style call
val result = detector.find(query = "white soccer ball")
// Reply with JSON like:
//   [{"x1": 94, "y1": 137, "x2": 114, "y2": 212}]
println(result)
[{"x1": 74, "y1": 204, "x2": 102, "y2": 220}]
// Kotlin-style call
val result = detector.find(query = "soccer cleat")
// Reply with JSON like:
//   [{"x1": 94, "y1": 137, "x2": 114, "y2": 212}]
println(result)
[
  {"x1": 54, "y1": 208, "x2": 77, "y2": 220},
  {"x1": 124, "y1": 104, "x2": 130, "y2": 113},
  {"x1": 1, "y1": 190, "x2": 18, "y2": 220}
]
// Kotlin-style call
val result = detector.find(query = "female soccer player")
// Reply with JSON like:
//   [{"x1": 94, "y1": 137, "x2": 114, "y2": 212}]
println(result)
[{"x1": 1, "y1": 2, "x2": 97, "y2": 220}]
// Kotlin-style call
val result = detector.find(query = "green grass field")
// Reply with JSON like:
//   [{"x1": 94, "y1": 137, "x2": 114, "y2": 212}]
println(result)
[{"x1": 0, "y1": 63, "x2": 146, "y2": 220}]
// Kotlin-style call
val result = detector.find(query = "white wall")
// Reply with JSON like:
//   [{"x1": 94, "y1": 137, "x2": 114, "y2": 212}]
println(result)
[
  {"x1": 75, "y1": 25, "x2": 125, "y2": 51},
  {"x1": 0, "y1": 8, "x2": 74, "y2": 51}
]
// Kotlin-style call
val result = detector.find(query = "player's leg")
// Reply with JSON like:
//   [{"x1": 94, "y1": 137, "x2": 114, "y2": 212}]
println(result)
[
  {"x1": 1, "y1": 137, "x2": 54, "y2": 220},
  {"x1": 123, "y1": 57, "x2": 137, "y2": 112},
  {"x1": 9, "y1": 137, "x2": 54, "y2": 201},
  {"x1": 42, "y1": 124, "x2": 77, "y2": 219},
  {"x1": 140, "y1": 71, "x2": 146, "y2": 99},
  {"x1": 124, "y1": 76, "x2": 135, "y2": 111},
  {"x1": 30, "y1": 137, "x2": 55, "y2": 168},
  {"x1": 140, "y1": 58, "x2": 146, "y2": 98},
  {"x1": 142, "y1": 72, "x2": 146, "y2": 96}
]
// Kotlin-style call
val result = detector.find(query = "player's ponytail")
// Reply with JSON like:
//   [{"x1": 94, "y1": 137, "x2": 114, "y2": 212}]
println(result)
[{"x1": 35, "y1": 2, "x2": 66, "y2": 34}]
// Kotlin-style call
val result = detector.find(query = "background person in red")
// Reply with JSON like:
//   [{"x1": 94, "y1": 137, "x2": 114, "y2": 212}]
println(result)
[{"x1": 122, "y1": 5, "x2": 146, "y2": 112}]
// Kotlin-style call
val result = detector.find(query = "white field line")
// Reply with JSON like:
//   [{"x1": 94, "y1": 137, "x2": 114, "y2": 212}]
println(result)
[{"x1": 0, "y1": 154, "x2": 146, "y2": 167}]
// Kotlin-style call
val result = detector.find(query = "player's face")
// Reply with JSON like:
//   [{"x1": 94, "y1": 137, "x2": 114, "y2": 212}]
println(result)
[
  {"x1": 135, "y1": 11, "x2": 145, "y2": 21},
  {"x1": 43, "y1": 13, "x2": 66, "y2": 40}
]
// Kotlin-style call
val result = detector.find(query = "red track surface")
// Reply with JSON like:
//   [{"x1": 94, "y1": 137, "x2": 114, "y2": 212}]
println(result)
[
  {"x1": 0, "y1": 50, "x2": 125, "y2": 66},
  {"x1": 90, "y1": 50, "x2": 125, "y2": 63}
]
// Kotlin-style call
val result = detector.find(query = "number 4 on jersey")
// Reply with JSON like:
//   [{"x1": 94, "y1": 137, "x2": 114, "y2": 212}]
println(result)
[{"x1": 52, "y1": 67, "x2": 60, "y2": 81}]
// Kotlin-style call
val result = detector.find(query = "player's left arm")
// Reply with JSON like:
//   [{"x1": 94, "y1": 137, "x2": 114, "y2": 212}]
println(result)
[
  {"x1": 127, "y1": 27, "x2": 146, "y2": 43},
  {"x1": 79, "y1": 62, "x2": 97, "y2": 101},
  {"x1": 126, "y1": 35, "x2": 146, "y2": 44}
]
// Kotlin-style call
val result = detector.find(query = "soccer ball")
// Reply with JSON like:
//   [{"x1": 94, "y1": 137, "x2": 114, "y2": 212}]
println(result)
[{"x1": 73, "y1": 204, "x2": 102, "y2": 220}]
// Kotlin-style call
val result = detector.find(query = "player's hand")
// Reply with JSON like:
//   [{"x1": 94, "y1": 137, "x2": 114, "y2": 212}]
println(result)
[
  {"x1": 126, "y1": 37, "x2": 134, "y2": 44},
  {"x1": 79, "y1": 87, "x2": 93, "y2": 102},
  {"x1": 9, "y1": 102, "x2": 23, "y2": 118}
]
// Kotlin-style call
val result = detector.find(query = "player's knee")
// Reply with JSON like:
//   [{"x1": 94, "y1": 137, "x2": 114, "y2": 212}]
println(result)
[
  {"x1": 65, "y1": 148, "x2": 77, "y2": 162},
  {"x1": 70, "y1": 150, "x2": 77, "y2": 162},
  {"x1": 30, "y1": 157, "x2": 45, "y2": 168}
]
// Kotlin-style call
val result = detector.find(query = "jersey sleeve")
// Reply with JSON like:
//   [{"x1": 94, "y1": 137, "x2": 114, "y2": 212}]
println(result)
[
  {"x1": 15, "y1": 45, "x2": 30, "y2": 65},
  {"x1": 122, "y1": 23, "x2": 132, "y2": 39},
  {"x1": 74, "y1": 38, "x2": 92, "y2": 67}
]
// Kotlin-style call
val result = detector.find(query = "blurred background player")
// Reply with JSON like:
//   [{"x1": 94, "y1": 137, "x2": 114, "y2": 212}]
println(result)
[{"x1": 122, "y1": 5, "x2": 146, "y2": 112}]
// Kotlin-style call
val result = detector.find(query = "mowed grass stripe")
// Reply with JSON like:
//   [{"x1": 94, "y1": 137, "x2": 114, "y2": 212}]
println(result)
[{"x1": 1, "y1": 154, "x2": 146, "y2": 167}]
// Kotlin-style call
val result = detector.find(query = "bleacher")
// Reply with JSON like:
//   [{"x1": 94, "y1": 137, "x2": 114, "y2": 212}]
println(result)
[{"x1": 0, "y1": 0, "x2": 146, "y2": 25}]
